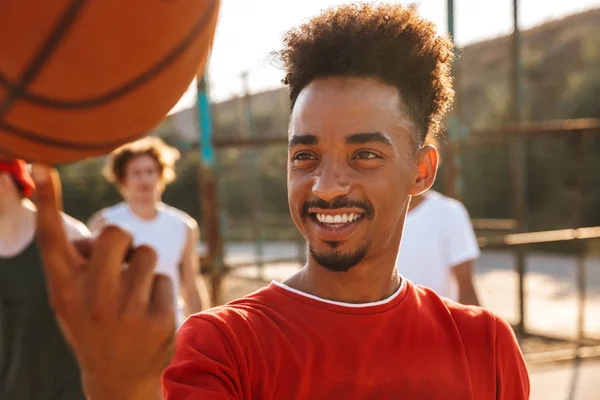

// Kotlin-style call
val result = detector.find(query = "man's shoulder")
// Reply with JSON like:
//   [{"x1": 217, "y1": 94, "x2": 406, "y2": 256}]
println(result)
[
  {"x1": 184, "y1": 286, "x2": 278, "y2": 332},
  {"x1": 175, "y1": 286, "x2": 286, "y2": 357},
  {"x1": 412, "y1": 285, "x2": 515, "y2": 367},
  {"x1": 428, "y1": 289, "x2": 527, "y2": 393},
  {"x1": 444, "y1": 297, "x2": 497, "y2": 332},
  {"x1": 441, "y1": 295, "x2": 516, "y2": 352},
  {"x1": 410, "y1": 284, "x2": 527, "y2": 396},
  {"x1": 413, "y1": 283, "x2": 500, "y2": 335}
]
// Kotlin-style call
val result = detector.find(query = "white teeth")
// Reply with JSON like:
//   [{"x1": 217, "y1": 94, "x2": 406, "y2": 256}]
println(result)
[{"x1": 315, "y1": 213, "x2": 362, "y2": 224}]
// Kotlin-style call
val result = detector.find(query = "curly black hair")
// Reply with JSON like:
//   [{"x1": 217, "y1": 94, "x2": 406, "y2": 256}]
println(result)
[{"x1": 275, "y1": 3, "x2": 455, "y2": 143}]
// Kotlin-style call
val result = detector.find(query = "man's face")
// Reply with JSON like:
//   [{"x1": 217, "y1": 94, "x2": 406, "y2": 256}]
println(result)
[
  {"x1": 287, "y1": 77, "x2": 437, "y2": 272},
  {"x1": 120, "y1": 154, "x2": 164, "y2": 202}
]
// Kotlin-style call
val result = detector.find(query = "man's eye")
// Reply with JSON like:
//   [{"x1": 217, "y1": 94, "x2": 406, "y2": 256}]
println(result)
[
  {"x1": 293, "y1": 153, "x2": 316, "y2": 161},
  {"x1": 354, "y1": 151, "x2": 379, "y2": 160}
]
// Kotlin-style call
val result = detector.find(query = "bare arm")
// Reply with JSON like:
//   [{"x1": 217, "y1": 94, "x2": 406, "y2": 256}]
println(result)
[
  {"x1": 451, "y1": 260, "x2": 481, "y2": 306},
  {"x1": 180, "y1": 220, "x2": 210, "y2": 314},
  {"x1": 24, "y1": 198, "x2": 91, "y2": 241}
]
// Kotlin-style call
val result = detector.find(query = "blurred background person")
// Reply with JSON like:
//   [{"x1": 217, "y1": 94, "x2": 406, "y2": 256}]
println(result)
[
  {"x1": 0, "y1": 159, "x2": 89, "y2": 399},
  {"x1": 87, "y1": 137, "x2": 209, "y2": 326},
  {"x1": 396, "y1": 136, "x2": 481, "y2": 306}
]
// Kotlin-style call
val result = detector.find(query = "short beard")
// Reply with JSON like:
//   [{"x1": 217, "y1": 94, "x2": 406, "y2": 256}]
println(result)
[{"x1": 309, "y1": 241, "x2": 369, "y2": 272}]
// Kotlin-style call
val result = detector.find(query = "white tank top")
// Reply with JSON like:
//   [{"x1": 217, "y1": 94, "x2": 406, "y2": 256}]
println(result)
[{"x1": 101, "y1": 202, "x2": 190, "y2": 326}]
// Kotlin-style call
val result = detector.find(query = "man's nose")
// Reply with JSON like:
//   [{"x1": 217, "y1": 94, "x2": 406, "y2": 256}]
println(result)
[{"x1": 312, "y1": 165, "x2": 351, "y2": 202}]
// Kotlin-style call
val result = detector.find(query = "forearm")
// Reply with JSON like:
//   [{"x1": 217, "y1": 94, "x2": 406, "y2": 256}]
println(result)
[
  {"x1": 458, "y1": 287, "x2": 480, "y2": 306},
  {"x1": 184, "y1": 287, "x2": 204, "y2": 314},
  {"x1": 452, "y1": 260, "x2": 481, "y2": 306}
]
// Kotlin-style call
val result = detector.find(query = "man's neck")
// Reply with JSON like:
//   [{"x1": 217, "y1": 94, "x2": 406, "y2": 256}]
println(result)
[
  {"x1": 285, "y1": 252, "x2": 402, "y2": 304},
  {"x1": 127, "y1": 200, "x2": 160, "y2": 220},
  {"x1": 0, "y1": 198, "x2": 36, "y2": 255}
]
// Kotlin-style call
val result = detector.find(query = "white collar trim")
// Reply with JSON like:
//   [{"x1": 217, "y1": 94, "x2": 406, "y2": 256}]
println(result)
[{"x1": 271, "y1": 278, "x2": 406, "y2": 308}]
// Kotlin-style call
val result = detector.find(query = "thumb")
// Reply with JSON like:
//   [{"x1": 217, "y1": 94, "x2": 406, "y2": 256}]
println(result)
[{"x1": 32, "y1": 164, "x2": 64, "y2": 212}]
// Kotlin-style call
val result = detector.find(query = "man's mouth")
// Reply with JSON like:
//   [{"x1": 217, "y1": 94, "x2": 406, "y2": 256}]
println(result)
[
  {"x1": 307, "y1": 209, "x2": 366, "y2": 242},
  {"x1": 311, "y1": 212, "x2": 364, "y2": 225}
]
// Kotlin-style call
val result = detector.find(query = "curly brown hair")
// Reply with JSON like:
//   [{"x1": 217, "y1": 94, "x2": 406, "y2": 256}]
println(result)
[
  {"x1": 275, "y1": 2, "x2": 455, "y2": 143},
  {"x1": 102, "y1": 136, "x2": 180, "y2": 186}
]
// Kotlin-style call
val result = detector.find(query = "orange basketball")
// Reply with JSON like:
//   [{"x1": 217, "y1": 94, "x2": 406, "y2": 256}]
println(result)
[{"x1": 0, "y1": 0, "x2": 220, "y2": 164}]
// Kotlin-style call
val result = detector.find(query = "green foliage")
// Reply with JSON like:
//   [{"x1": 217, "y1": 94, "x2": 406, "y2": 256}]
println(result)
[
  {"x1": 460, "y1": 142, "x2": 512, "y2": 219},
  {"x1": 163, "y1": 152, "x2": 202, "y2": 224},
  {"x1": 58, "y1": 157, "x2": 120, "y2": 224}
]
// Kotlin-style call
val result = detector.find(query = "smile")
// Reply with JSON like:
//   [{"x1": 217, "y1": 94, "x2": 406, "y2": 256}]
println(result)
[
  {"x1": 313, "y1": 212, "x2": 363, "y2": 224},
  {"x1": 308, "y1": 209, "x2": 366, "y2": 242}
]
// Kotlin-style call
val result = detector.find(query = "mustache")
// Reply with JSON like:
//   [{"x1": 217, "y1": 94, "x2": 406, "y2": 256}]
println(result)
[{"x1": 301, "y1": 197, "x2": 374, "y2": 220}]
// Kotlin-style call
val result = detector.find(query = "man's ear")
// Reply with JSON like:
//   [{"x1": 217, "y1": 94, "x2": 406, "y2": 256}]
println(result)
[{"x1": 408, "y1": 145, "x2": 439, "y2": 196}]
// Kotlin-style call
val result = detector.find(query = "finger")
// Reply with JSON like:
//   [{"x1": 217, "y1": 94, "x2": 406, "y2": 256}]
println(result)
[
  {"x1": 31, "y1": 164, "x2": 72, "y2": 282},
  {"x1": 122, "y1": 245, "x2": 158, "y2": 313},
  {"x1": 73, "y1": 238, "x2": 136, "y2": 263},
  {"x1": 72, "y1": 239, "x2": 93, "y2": 260},
  {"x1": 150, "y1": 274, "x2": 176, "y2": 347},
  {"x1": 88, "y1": 225, "x2": 133, "y2": 294},
  {"x1": 150, "y1": 274, "x2": 175, "y2": 323}
]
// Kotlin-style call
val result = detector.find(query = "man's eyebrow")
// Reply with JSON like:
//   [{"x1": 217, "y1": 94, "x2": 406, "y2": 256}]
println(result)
[
  {"x1": 289, "y1": 134, "x2": 318, "y2": 148},
  {"x1": 345, "y1": 132, "x2": 393, "y2": 146}
]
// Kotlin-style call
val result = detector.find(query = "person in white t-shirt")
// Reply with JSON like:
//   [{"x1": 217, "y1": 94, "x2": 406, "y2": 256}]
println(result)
[
  {"x1": 396, "y1": 136, "x2": 481, "y2": 305},
  {"x1": 87, "y1": 137, "x2": 209, "y2": 327}
]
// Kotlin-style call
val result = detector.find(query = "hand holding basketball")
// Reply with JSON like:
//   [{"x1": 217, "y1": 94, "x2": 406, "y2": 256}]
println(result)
[{"x1": 32, "y1": 164, "x2": 176, "y2": 400}]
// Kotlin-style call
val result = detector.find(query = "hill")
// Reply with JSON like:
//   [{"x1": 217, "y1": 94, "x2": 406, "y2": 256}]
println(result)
[{"x1": 456, "y1": 8, "x2": 600, "y2": 129}]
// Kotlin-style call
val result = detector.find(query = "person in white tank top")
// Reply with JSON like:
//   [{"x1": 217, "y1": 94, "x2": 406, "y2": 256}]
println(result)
[{"x1": 87, "y1": 137, "x2": 209, "y2": 327}]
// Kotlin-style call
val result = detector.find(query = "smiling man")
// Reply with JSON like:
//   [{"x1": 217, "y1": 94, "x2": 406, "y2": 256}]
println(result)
[
  {"x1": 162, "y1": 4, "x2": 529, "y2": 399},
  {"x1": 31, "y1": 3, "x2": 529, "y2": 400}
]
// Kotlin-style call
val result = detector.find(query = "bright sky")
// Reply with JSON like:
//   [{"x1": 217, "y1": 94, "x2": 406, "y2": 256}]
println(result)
[{"x1": 169, "y1": 0, "x2": 600, "y2": 113}]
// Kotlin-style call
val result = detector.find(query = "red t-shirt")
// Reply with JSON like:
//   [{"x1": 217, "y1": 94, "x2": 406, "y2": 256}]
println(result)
[{"x1": 162, "y1": 280, "x2": 529, "y2": 399}]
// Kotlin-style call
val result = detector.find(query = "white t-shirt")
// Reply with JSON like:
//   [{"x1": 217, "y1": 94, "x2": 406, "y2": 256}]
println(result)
[
  {"x1": 396, "y1": 191, "x2": 480, "y2": 301},
  {"x1": 98, "y1": 202, "x2": 191, "y2": 327}
]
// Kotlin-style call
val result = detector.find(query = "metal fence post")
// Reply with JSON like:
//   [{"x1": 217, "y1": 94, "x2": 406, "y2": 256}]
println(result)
[{"x1": 197, "y1": 76, "x2": 225, "y2": 306}]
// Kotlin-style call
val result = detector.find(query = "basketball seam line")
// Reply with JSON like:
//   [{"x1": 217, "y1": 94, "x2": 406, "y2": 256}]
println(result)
[
  {"x1": 0, "y1": 0, "x2": 86, "y2": 119},
  {"x1": 0, "y1": 0, "x2": 219, "y2": 111},
  {"x1": 0, "y1": 120, "x2": 146, "y2": 150}
]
